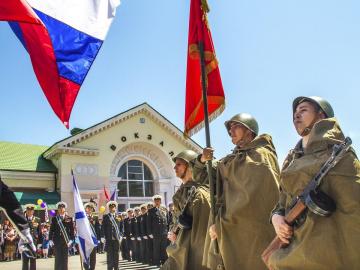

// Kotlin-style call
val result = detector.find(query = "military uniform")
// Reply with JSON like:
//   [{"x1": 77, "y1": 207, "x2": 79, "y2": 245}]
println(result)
[
  {"x1": 49, "y1": 212, "x2": 75, "y2": 270},
  {"x1": 22, "y1": 213, "x2": 40, "y2": 270},
  {"x1": 131, "y1": 213, "x2": 141, "y2": 262},
  {"x1": 102, "y1": 201, "x2": 122, "y2": 270},
  {"x1": 268, "y1": 98, "x2": 360, "y2": 270},
  {"x1": 139, "y1": 212, "x2": 147, "y2": 263},
  {"x1": 194, "y1": 114, "x2": 280, "y2": 270},
  {"x1": 119, "y1": 215, "x2": 128, "y2": 260},
  {"x1": 145, "y1": 205, "x2": 154, "y2": 264},
  {"x1": 148, "y1": 204, "x2": 168, "y2": 266},
  {"x1": 123, "y1": 216, "x2": 133, "y2": 260},
  {"x1": 84, "y1": 212, "x2": 99, "y2": 270},
  {"x1": 161, "y1": 180, "x2": 211, "y2": 270}
]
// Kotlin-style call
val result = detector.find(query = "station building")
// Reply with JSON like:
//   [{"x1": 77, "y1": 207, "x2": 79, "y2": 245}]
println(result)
[{"x1": 0, "y1": 103, "x2": 202, "y2": 214}]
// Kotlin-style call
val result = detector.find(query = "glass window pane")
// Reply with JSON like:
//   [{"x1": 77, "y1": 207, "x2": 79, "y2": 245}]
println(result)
[
  {"x1": 144, "y1": 165, "x2": 153, "y2": 180},
  {"x1": 128, "y1": 160, "x2": 142, "y2": 166},
  {"x1": 128, "y1": 166, "x2": 143, "y2": 174},
  {"x1": 144, "y1": 182, "x2": 154, "y2": 197},
  {"x1": 118, "y1": 204, "x2": 126, "y2": 212},
  {"x1": 128, "y1": 173, "x2": 143, "y2": 180},
  {"x1": 118, "y1": 163, "x2": 127, "y2": 179},
  {"x1": 129, "y1": 181, "x2": 144, "y2": 197},
  {"x1": 117, "y1": 181, "x2": 127, "y2": 197},
  {"x1": 130, "y1": 203, "x2": 141, "y2": 208}
]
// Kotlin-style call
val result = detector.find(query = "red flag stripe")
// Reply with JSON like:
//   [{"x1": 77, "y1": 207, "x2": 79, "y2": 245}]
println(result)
[{"x1": 0, "y1": 0, "x2": 41, "y2": 24}]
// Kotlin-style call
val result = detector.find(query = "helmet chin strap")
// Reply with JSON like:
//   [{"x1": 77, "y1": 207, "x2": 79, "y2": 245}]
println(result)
[
  {"x1": 180, "y1": 164, "x2": 189, "y2": 180},
  {"x1": 300, "y1": 115, "x2": 322, "y2": 137}
]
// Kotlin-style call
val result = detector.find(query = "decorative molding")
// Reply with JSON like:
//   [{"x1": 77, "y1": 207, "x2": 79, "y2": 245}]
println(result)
[
  {"x1": 74, "y1": 164, "x2": 99, "y2": 176},
  {"x1": 0, "y1": 170, "x2": 55, "y2": 182},
  {"x1": 44, "y1": 146, "x2": 99, "y2": 159}
]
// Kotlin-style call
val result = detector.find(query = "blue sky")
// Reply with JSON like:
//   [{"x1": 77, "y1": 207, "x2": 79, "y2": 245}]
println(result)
[{"x1": 0, "y1": 0, "x2": 359, "y2": 162}]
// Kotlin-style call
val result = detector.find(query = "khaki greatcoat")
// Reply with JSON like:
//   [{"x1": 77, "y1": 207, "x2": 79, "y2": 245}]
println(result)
[
  {"x1": 195, "y1": 134, "x2": 280, "y2": 270},
  {"x1": 161, "y1": 180, "x2": 210, "y2": 270},
  {"x1": 269, "y1": 118, "x2": 360, "y2": 270}
]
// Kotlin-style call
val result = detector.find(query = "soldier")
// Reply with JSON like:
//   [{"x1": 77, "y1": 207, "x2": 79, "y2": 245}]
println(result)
[
  {"x1": 49, "y1": 201, "x2": 75, "y2": 270},
  {"x1": 148, "y1": 194, "x2": 168, "y2": 266},
  {"x1": 268, "y1": 96, "x2": 360, "y2": 270},
  {"x1": 22, "y1": 204, "x2": 40, "y2": 270},
  {"x1": 145, "y1": 202, "x2": 154, "y2": 265},
  {"x1": 133, "y1": 207, "x2": 142, "y2": 262},
  {"x1": 198, "y1": 113, "x2": 280, "y2": 270},
  {"x1": 0, "y1": 177, "x2": 36, "y2": 257},
  {"x1": 102, "y1": 201, "x2": 121, "y2": 270},
  {"x1": 119, "y1": 212, "x2": 128, "y2": 260},
  {"x1": 123, "y1": 208, "x2": 135, "y2": 261},
  {"x1": 139, "y1": 204, "x2": 148, "y2": 264},
  {"x1": 161, "y1": 150, "x2": 211, "y2": 270},
  {"x1": 83, "y1": 202, "x2": 99, "y2": 270}
]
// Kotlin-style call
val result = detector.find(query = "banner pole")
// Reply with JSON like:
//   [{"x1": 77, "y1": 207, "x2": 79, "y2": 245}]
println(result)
[{"x1": 198, "y1": 41, "x2": 220, "y2": 255}]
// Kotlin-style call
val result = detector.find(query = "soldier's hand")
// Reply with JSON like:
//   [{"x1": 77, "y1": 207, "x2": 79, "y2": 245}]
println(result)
[
  {"x1": 67, "y1": 240, "x2": 73, "y2": 248},
  {"x1": 149, "y1": 234, "x2": 154, "y2": 239},
  {"x1": 201, "y1": 147, "x2": 214, "y2": 163},
  {"x1": 272, "y1": 214, "x2": 293, "y2": 244},
  {"x1": 209, "y1": 224, "x2": 217, "y2": 240},
  {"x1": 168, "y1": 231, "x2": 176, "y2": 242}
]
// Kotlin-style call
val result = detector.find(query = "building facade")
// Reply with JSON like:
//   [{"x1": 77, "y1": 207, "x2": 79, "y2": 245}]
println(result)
[{"x1": 0, "y1": 103, "x2": 202, "y2": 214}]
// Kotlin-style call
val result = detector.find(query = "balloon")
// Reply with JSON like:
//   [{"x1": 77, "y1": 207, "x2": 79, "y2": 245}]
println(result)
[
  {"x1": 99, "y1": 206, "x2": 106, "y2": 214},
  {"x1": 41, "y1": 202, "x2": 47, "y2": 208},
  {"x1": 49, "y1": 210, "x2": 56, "y2": 217},
  {"x1": 37, "y1": 199, "x2": 43, "y2": 205}
]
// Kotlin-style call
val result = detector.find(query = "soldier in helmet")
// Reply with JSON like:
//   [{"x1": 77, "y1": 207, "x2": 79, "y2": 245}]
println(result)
[
  {"x1": 102, "y1": 201, "x2": 121, "y2": 270},
  {"x1": 198, "y1": 113, "x2": 280, "y2": 270},
  {"x1": 161, "y1": 150, "x2": 211, "y2": 270},
  {"x1": 268, "y1": 96, "x2": 360, "y2": 270},
  {"x1": 22, "y1": 204, "x2": 40, "y2": 270},
  {"x1": 148, "y1": 194, "x2": 168, "y2": 266}
]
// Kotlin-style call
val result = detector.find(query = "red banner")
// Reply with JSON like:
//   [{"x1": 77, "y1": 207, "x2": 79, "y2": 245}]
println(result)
[{"x1": 184, "y1": 0, "x2": 225, "y2": 136}]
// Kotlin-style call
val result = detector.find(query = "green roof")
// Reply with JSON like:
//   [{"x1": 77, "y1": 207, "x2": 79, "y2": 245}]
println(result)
[{"x1": 0, "y1": 141, "x2": 57, "y2": 172}]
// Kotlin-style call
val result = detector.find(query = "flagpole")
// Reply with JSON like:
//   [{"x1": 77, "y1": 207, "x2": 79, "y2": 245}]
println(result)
[{"x1": 198, "y1": 41, "x2": 219, "y2": 254}]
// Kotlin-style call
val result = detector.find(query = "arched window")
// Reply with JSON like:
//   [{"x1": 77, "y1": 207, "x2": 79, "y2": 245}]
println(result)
[{"x1": 117, "y1": 160, "x2": 154, "y2": 197}]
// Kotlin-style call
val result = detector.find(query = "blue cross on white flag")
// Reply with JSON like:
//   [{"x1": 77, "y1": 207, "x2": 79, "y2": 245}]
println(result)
[{"x1": 72, "y1": 171, "x2": 98, "y2": 265}]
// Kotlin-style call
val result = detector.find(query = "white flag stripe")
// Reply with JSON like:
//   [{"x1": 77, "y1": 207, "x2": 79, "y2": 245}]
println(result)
[
  {"x1": 27, "y1": 0, "x2": 120, "y2": 40},
  {"x1": 73, "y1": 173, "x2": 98, "y2": 264}
]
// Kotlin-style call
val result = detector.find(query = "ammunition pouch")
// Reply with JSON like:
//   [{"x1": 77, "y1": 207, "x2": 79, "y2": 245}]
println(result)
[
  {"x1": 178, "y1": 213, "x2": 192, "y2": 230},
  {"x1": 305, "y1": 190, "x2": 336, "y2": 217}
]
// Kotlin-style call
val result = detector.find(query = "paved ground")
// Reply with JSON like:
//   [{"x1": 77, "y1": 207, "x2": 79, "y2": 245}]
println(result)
[{"x1": 0, "y1": 254, "x2": 160, "y2": 270}]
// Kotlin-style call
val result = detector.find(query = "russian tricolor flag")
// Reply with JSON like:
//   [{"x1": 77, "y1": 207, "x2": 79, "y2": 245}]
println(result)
[{"x1": 0, "y1": 0, "x2": 120, "y2": 128}]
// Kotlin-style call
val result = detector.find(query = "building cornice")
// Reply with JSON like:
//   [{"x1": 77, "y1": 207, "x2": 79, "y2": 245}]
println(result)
[{"x1": 43, "y1": 146, "x2": 99, "y2": 159}]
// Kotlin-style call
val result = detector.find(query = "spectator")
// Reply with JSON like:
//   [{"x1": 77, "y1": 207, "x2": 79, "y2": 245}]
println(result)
[
  {"x1": 42, "y1": 225, "x2": 50, "y2": 259},
  {"x1": 4, "y1": 223, "x2": 17, "y2": 261}
]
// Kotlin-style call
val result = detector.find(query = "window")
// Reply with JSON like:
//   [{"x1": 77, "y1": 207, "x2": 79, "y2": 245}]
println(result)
[{"x1": 117, "y1": 160, "x2": 154, "y2": 197}]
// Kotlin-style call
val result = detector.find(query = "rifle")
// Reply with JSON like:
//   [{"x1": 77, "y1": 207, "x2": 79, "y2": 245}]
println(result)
[{"x1": 262, "y1": 137, "x2": 352, "y2": 269}]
